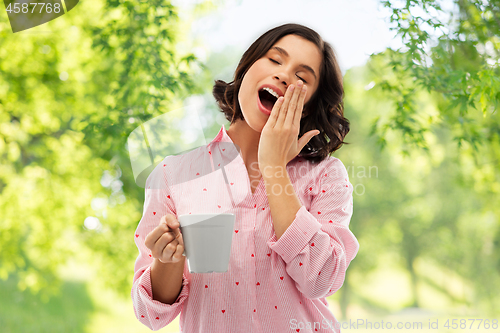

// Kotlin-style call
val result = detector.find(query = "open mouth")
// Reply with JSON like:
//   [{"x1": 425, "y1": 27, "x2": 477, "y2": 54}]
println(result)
[{"x1": 258, "y1": 88, "x2": 278, "y2": 113}]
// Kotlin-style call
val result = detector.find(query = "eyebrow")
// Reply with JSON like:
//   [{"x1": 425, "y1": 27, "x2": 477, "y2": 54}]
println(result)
[{"x1": 271, "y1": 46, "x2": 317, "y2": 80}]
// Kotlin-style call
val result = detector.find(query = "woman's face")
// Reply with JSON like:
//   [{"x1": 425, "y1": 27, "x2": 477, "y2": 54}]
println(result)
[{"x1": 238, "y1": 34, "x2": 322, "y2": 132}]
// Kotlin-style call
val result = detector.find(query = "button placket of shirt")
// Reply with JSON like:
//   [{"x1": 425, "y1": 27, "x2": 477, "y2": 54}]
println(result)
[
  {"x1": 234, "y1": 151, "x2": 261, "y2": 209},
  {"x1": 213, "y1": 142, "x2": 239, "y2": 212},
  {"x1": 251, "y1": 200, "x2": 262, "y2": 332},
  {"x1": 228, "y1": 138, "x2": 263, "y2": 327},
  {"x1": 250, "y1": 182, "x2": 259, "y2": 319}
]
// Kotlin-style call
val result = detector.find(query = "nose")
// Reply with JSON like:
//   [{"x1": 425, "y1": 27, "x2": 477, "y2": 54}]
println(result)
[{"x1": 274, "y1": 75, "x2": 289, "y2": 91}]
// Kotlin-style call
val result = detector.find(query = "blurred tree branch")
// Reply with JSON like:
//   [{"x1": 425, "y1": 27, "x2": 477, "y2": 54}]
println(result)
[{"x1": 371, "y1": 0, "x2": 500, "y2": 155}]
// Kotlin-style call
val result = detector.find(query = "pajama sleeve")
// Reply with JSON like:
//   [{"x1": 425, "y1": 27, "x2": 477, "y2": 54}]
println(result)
[
  {"x1": 131, "y1": 158, "x2": 190, "y2": 330},
  {"x1": 267, "y1": 157, "x2": 359, "y2": 299}
]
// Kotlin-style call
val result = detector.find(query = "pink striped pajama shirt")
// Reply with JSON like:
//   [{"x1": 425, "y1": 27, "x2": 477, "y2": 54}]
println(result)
[{"x1": 131, "y1": 124, "x2": 359, "y2": 332}]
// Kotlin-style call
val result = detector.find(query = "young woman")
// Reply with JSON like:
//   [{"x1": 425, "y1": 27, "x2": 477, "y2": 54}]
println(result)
[{"x1": 132, "y1": 23, "x2": 359, "y2": 333}]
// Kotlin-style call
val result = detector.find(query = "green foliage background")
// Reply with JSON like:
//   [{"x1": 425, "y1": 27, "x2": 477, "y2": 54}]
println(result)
[{"x1": 0, "y1": 0, "x2": 499, "y2": 331}]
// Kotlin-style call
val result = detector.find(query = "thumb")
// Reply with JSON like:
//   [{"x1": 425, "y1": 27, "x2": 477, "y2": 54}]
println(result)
[{"x1": 298, "y1": 130, "x2": 320, "y2": 151}]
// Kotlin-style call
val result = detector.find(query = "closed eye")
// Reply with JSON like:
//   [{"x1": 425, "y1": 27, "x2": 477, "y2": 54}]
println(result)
[{"x1": 269, "y1": 58, "x2": 307, "y2": 84}]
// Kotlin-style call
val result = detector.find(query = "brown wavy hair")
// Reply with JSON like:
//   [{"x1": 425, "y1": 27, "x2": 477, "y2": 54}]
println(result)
[{"x1": 212, "y1": 23, "x2": 350, "y2": 163}]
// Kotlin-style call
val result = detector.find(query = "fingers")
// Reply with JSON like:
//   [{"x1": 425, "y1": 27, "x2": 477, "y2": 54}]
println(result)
[
  {"x1": 267, "y1": 96, "x2": 284, "y2": 126},
  {"x1": 144, "y1": 225, "x2": 166, "y2": 251},
  {"x1": 166, "y1": 215, "x2": 184, "y2": 249},
  {"x1": 151, "y1": 232, "x2": 179, "y2": 262},
  {"x1": 288, "y1": 81, "x2": 301, "y2": 112},
  {"x1": 164, "y1": 214, "x2": 179, "y2": 229},
  {"x1": 280, "y1": 80, "x2": 307, "y2": 127},
  {"x1": 161, "y1": 235, "x2": 185, "y2": 263},
  {"x1": 279, "y1": 83, "x2": 295, "y2": 121},
  {"x1": 170, "y1": 242, "x2": 186, "y2": 263},
  {"x1": 144, "y1": 215, "x2": 174, "y2": 250},
  {"x1": 293, "y1": 84, "x2": 307, "y2": 127},
  {"x1": 159, "y1": 235, "x2": 179, "y2": 263},
  {"x1": 157, "y1": 230, "x2": 185, "y2": 263},
  {"x1": 145, "y1": 213, "x2": 185, "y2": 264}
]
